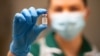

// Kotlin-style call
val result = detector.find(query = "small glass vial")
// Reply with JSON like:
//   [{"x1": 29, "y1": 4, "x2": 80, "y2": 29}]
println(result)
[{"x1": 42, "y1": 14, "x2": 47, "y2": 25}]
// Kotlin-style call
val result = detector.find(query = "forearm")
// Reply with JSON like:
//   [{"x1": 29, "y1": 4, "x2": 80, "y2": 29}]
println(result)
[{"x1": 7, "y1": 51, "x2": 14, "y2": 56}]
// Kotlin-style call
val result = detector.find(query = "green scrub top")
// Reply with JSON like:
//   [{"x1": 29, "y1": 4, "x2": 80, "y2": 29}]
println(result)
[{"x1": 30, "y1": 32, "x2": 92, "y2": 56}]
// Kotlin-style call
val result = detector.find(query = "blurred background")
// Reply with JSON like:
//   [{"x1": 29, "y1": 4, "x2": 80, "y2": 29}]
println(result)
[{"x1": 0, "y1": 0, "x2": 100, "y2": 56}]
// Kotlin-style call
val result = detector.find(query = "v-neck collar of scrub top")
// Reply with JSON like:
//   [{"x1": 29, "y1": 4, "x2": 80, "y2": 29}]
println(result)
[
  {"x1": 45, "y1": 31, "x2": 92, "y2": 56},
  {"x1": 30, "y1": 31, "x2": 92, "y2": 56}
]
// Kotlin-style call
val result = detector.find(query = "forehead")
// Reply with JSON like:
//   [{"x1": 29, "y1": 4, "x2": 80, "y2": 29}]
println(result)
[{"x1": 50, "y1": 0, "x2": 84, "y2": 6}]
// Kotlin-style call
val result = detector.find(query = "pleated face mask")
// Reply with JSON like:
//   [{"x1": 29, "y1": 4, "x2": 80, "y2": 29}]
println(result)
[{"x1": 50, "y1": 12, "x2": 86, "y2": 40}]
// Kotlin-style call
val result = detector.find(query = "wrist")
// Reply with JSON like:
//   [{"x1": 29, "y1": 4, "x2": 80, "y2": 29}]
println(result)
[{"x1": 10, "y1": 41, "x2": 30, "y2": 56}]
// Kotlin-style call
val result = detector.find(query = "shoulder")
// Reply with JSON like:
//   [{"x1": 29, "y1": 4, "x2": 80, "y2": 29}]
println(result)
[
  {"x1": 84, "y1": 45, "x2": 100, "y2": 56},
  {"x1": 28, "y1": 37, "x2": 62, "y2": 56},
  {"x1": 29, "y1": 38, "x2": 42, "y2": 56},
  {"x1": 28, "y1": 37, "x2": 47, "y2": 56}
]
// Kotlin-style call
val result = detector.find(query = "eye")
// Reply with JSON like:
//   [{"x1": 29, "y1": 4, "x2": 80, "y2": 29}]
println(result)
[
  {"x1": 54, "y1": 7, "x2": 63, "y2": 12},
  {"x1": 69, "y1": 6, "x2": 80, "y2": 12}
]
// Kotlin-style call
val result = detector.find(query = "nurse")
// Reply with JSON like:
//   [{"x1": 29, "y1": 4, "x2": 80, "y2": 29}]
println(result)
[{"x1": 8, "y1": 0, "x2": 99, "y2": 56}]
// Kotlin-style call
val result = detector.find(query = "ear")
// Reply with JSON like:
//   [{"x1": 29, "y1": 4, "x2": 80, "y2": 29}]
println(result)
[{"x1": 85, "y1": 7, "x2": 91, "y2": 20}]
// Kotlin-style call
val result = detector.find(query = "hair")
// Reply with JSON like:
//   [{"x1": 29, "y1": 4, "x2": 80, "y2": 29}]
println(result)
[
  {"x1": 48, "y1": 0, "x2": 88, "y2": 7},
  {"x1": 83, "y1": 0, "x2": 88, "y2": 6}
]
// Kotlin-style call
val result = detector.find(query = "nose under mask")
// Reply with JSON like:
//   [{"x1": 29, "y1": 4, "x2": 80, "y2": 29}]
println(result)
[{"x1": 50, "y1": 12, "x2": 86, "y2": 41}]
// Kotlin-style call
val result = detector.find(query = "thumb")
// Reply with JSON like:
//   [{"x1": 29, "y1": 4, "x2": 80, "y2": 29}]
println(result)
[{"x1": 36, "y1": 24, "x2": 47, "y2": 33}]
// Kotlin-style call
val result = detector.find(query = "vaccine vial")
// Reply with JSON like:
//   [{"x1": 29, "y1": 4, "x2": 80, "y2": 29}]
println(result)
[{"x1": 42, "y1": 14, "x2": 47, "y2": 25}]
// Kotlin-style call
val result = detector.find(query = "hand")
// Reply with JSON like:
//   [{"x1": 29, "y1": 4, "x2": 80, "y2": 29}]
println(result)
[{"x1": 10, "y1": 7, "x2": 47, "y2": 56}]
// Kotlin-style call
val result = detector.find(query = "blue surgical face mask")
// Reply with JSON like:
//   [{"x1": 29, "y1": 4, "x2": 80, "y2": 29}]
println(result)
[{"x1": 50, "y1": 12, "x2": 86, "y2": 40}]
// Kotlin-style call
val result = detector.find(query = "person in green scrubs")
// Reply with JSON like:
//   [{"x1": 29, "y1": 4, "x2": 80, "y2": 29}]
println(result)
[{"x1": 8, "y1": 0, "x2": 99, "y2": 56}]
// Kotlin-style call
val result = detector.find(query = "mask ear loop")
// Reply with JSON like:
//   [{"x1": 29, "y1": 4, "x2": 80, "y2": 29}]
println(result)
[{"x1": 42, "y1": 14, "x2": 47, "y2": 25}]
